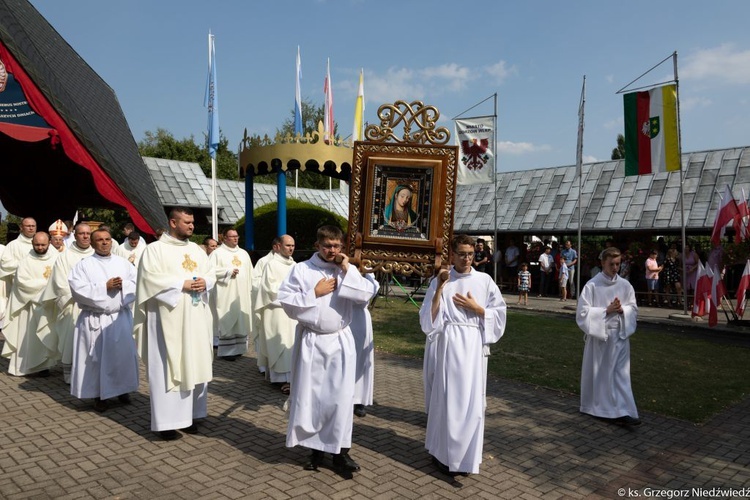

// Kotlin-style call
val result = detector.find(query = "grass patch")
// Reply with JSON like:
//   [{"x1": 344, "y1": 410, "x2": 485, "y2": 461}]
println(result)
[{"x1": 370, "y1": 298, "x2": 750, "y2": 423}]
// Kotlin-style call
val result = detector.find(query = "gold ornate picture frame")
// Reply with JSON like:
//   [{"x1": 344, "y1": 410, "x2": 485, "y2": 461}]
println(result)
[{"x1": 347, "y1": 101, "x2": 458, "y2": 276}]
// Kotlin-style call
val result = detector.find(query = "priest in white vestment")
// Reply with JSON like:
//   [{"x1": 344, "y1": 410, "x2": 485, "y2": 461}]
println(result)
[
  {"x1": 255, "y1": 235, "x2": 296, "y2": 391},
  {"x1": 351, "y1": 272, "x2": 379, "y2": 417},
  {"x1": 48, "y1": 219, "x2": 69, "y2": 253},
  {"x1": 0, "y1": 242, "x2": 6, "y2": 324},
  {"x1": 133, "y1": 207, "x2": 215, "y2": 440},
  {"x1": 251, "y1": 241, "x2": 277, "y2": 373},
  {"x1": 576, "y1": 246, "x2": 640, "y2": 426},
  {"x1": 419, "y1": 234, "x2": 507, "y2": 476},
  {"x1": 114, "y1": 230, "x2": 146, "y2": 268},
  {"x1": 0, "y1": 217, "x2": 36, "y2": 322},
  {"x1": 69, "y1": 228, "x2": 139, "y2": 412},
  {"x1": 2, "y1": 232, "x2": 59, "y2": 376},
  {"x1": 209, "y1": 228, "x2": 252, "y2": 359},
  {"x1": 278, "y1": 226, "x2": 375, "y2": 474},
  {"x1": 38, "y1": 222, "x2": 94, "y2": 383}
]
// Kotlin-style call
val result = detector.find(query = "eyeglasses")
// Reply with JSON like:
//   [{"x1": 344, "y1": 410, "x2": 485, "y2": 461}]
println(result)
[
  {"x1": 456, "y1": 252, "x2": 474, "y2": 259},
  {"x1": 321, "y1": 244, "x2": 342, "y2": 250}
]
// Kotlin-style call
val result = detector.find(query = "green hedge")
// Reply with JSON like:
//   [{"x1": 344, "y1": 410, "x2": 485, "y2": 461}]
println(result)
[{"x1": 234, "y1": 199, "x2": 348, "y2": 253}]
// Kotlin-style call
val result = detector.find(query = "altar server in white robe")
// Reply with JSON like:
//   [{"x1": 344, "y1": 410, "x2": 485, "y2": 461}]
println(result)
[
  {"x1": 576, "y1": 246, "x2": 640, "y2": 426},
  {"x1": 114, "y1": 230, "x2": 146, "y2": 268},
  {"x1": 209, "y1": 228, "x2": 252, "y2": 360},
  {"x1": 133, "y1": 207, "x2": 215, "y2": 441},
  {"x1": 0, "y1": 242, "x2": 6, "y2": 324},
  {"x1": 278, "y1": 225, "x2": 376, "y2": 474},
  {"x1": 69, "y1": 228, "x2": 139, "y2": 412},
  {"x1": 255, "y1": 235, "x2": 296, "y2": 391},
  {"x1": 2, "y1": 232, "x2": 59, "y2": 376},
  {"x1": 419, "y1": 234, "x2": 506, "y2": 476},
  {"x1": 0, "y1": 217, "x2": 36, "y2": 322},
  {"x1": 251, "y1": 238, "x2": 278, "y2": 373},
  {"x1": 351, "y1": 271, "x2": 379, "y2": 417},
  {"x1": 38, "y1": 222, "x2": 94, "y2": 383}
]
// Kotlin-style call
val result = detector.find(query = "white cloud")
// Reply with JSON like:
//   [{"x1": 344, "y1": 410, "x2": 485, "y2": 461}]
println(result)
[
  {"x1": 605, "y1": 74, "x2": 614, "y2": 84},
  {"x1": 361, "y1": 60, "x2": 515, "y2": 104},
  {"x1": 682, "y1": 43, "x2": 750, "y2": 85},
  {"x1": 583, "y1": 154, "x2": 598, "y2": 164},
  {"x1": 498, "y1": 141, "x2": 550, "y2": 155},
  {"x1": 485, "y1": 61, "x2": 517, "y2": 84},
  {"x1": 604, "y1": 117, "x2": 622, "y2": 130}
]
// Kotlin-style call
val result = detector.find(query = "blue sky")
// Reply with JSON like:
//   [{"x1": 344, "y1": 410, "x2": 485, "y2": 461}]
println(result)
[{"x1": 26, "y1": 0, "x2": 750, "y2": 173}]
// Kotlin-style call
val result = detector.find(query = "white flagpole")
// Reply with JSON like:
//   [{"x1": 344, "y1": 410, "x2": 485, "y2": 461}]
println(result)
[
  {"x1": 493, "y1": 93, "x2": 499, "y2": 284},
  {"x1": 576, "y1": 76, "x2": 585, "y2": 301},
  {"x1": 673, "y1": 51, "x2": 688, "y2": 315}
]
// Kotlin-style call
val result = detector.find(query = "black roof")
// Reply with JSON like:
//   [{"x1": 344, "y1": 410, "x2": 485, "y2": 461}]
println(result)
[{"x1": 0, "y1": 0, "x2": 167, "y2": 232}]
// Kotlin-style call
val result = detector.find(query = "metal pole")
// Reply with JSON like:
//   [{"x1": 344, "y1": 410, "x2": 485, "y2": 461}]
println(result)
[
  {"x1": 211, "y1": 157, "x2": 218, "y2": 240},
  {"x1": 673, "y1": 51, "x2": 688, "y2": 315},
  {"x1": 576, "y1": 76, "x2": 586, "y2": 300},
  {"x1": 493, "y1": 93, "x2": 499, "y2": 284}
]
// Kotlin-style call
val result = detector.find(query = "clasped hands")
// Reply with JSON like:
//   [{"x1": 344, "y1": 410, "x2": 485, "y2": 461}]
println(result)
[
  {"x1": 606, "y1": 296, "x2": 624, "y2": 315},
  {"x1": 106, "y1": 276, "x2": 123, "y2": 291},
  {"x1": 183, "y1": 277, "x2": 207, "y2": 294}
]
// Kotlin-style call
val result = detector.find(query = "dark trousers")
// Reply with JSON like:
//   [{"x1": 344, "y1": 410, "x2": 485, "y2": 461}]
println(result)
[{"x1": 539, "y1": 271, "x2": 552, "y2": 296}]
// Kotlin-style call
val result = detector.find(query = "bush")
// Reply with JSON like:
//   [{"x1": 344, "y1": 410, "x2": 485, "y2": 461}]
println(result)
[{"x1": 235, "y1": 199, "x2": 348, "y2": 253}]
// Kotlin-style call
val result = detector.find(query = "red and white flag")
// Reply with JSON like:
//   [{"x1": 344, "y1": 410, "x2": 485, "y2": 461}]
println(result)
[
  {"x1": 736, "y1": 260, "x2": 750, "y2": 318},
  {"x1": 734, "y1": 188, "x2": 749, "y2": 243},
  {"x1": 692, "y1": 260, "x2": 710, "y2": 318},
  {"x1": 709, "y1": 265, "x2": 727, "y2": 327},
  {"x1": 323, "y1": 58, "x2": 334, "y2": 143},
  {"x1": 711, "y1": 185, "x2": 740, "y2": 246}
]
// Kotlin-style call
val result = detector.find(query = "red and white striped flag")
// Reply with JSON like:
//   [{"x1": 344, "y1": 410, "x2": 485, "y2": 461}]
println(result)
[
  {"x1": 708, "y1": 265, "x2": 727, "y2": 327},
  {"x1": 734, "y1": 189, "x2": 749, "y2": 243},
  {"x1": 736, "y1": 260, "x2": 750, "y2": 318},
  {"x1": 323, "y1": 58, "x2": 334, "y2": 143},
  {"x1": 692, "y1": 260, "x2": 710, "y2": 318},
  {"x1": 710, "y1": 185, "x2": 740, "y2": 246}
]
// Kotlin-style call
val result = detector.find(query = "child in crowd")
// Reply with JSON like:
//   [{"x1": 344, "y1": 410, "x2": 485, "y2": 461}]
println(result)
[
  {"x1": 559, "y1": 260, "x2": 569, "y2": 302},
  {"x1": 517, "y1": 263, "x2": 531, "y2": 306}
]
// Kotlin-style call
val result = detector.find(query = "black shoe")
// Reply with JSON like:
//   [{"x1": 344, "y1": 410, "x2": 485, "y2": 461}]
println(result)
[
  {"x1": 219, "y1": 355, "x2": 238, "y2": 361},
  {"x1": 180, "y1": 423, "x2": 198, "y2": 434},
  {"x1": 93, "y1": 398, "x2": 108, "y2": 413},
  {"x1": 614, "y1": 415, "x2": 642, "y2": 426},
  {"x1": 353, "y1": 404, "x2": 367, "y2": 417},
  {"x1": 431, "y1": 456, "x2": 451, "y2": 475},
  {"x1": 159, "y1": 430, "x2": 179, "y2": 441},
  {"x1": 333, "y1": 452, "x2": 360, "y2": 472},
  {"x1": 117, "y1": 393, "x2": 131, "y2": 404},
  {"x1": 303, "y1": 450, "x2": 323, "y2": 471}
]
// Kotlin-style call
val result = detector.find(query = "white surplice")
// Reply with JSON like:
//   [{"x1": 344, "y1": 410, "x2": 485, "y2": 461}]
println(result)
[
  {"x1": 576, "y1": 271, "x2": 639, "y2": 419},
  {"x1": 278, "y1": 253, "x2": 375, "y2": 454},
  {"x1": 1, "y1": 249, "x2": 59, "y2": 376},
  {"x1": 209, "y1": 244, "x2": 253, "y2": 357},
  {"x1": 69, "y1": 253, "x2": 139, "y2": 399},
  {"x1": 133, "y1": 233, "x2": 215, "y2": 432},
  {"x1": 255, "y1": 252, "x2": 296, "y2": 383},
  {"x1": 113, "y1": 239, "x2": 145, "y2": 268},
  {"x1": 419, "y1": 267, "x2": 507, "y2": 474},
  {"x1": 0, "y1": 235, "x2": 33, "y2": 322},
  {"x1": 350, "y1": 272, "x2": 379, "y2": 406},
  {"x1": 251, "y1": 251, "x2": 274, "y2": 371},
  {"x1": 38, "y1": 243, "x2": 94, "y2": 382}
]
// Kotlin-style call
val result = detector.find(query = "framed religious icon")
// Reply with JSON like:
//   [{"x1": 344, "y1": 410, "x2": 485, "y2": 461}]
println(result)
[{"x1": 347, "y1": 101, "x2": 458, "y2": 276}]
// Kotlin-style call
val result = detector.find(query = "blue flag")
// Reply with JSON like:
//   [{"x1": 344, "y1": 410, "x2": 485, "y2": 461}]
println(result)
[
  {"x1": 294, "y1": 46, "x2": 302, "y2": 136},
  {"x1": 204, "y1": 33, "x2": 219, "y2": 159}
]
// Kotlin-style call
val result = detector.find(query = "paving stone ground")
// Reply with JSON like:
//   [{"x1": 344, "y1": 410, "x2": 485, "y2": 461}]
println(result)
[{"x1": 0, "y1": 297, "x2": 748, "y2": 499}]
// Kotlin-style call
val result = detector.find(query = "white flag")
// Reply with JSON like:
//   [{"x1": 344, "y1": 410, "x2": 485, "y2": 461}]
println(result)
[{"x1": 455, "y1": 117, "x2": 495, "y2": 185}]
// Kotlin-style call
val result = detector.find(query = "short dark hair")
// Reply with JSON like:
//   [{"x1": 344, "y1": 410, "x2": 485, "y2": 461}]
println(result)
[
  {"x1": 316, "y1": 225, "x2": 343, "y2": 242},
  {"x1": 168, "y1": 207, "x2": 193, "y2": 220},
  {"x1": 92, "y1": 227, "x2": 111, "y2": 238},
  {"x1": 203, "y1": 236, "x2": 217, "y2": 245},
  {"x1": 127, "y1": 230, "x2": 140, "y2": 241},
  {"x1": 600, "y1": 247, "x2": 622, "y2": 262},
  {"x1": 451, "y1": 234, "x2": 476, "y2": 251}
]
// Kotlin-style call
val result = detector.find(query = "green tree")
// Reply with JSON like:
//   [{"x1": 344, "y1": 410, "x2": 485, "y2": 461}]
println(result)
[
  {"x1": 138, "y1": 127, "x2": 239, "y2": 180},
  {"x1": 611, "y1": 133, "x2": 626, "y2": 160}
]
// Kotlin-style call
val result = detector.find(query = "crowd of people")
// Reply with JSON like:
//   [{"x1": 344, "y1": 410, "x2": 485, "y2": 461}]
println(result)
[{"x1": 0, "y1": 213, "x2": 644, "y2": 479}]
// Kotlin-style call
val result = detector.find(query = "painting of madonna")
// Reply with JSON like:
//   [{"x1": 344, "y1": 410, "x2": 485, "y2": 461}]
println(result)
[{"x1": 383, "y1": 184, "x2": 419, "y2": 231}]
